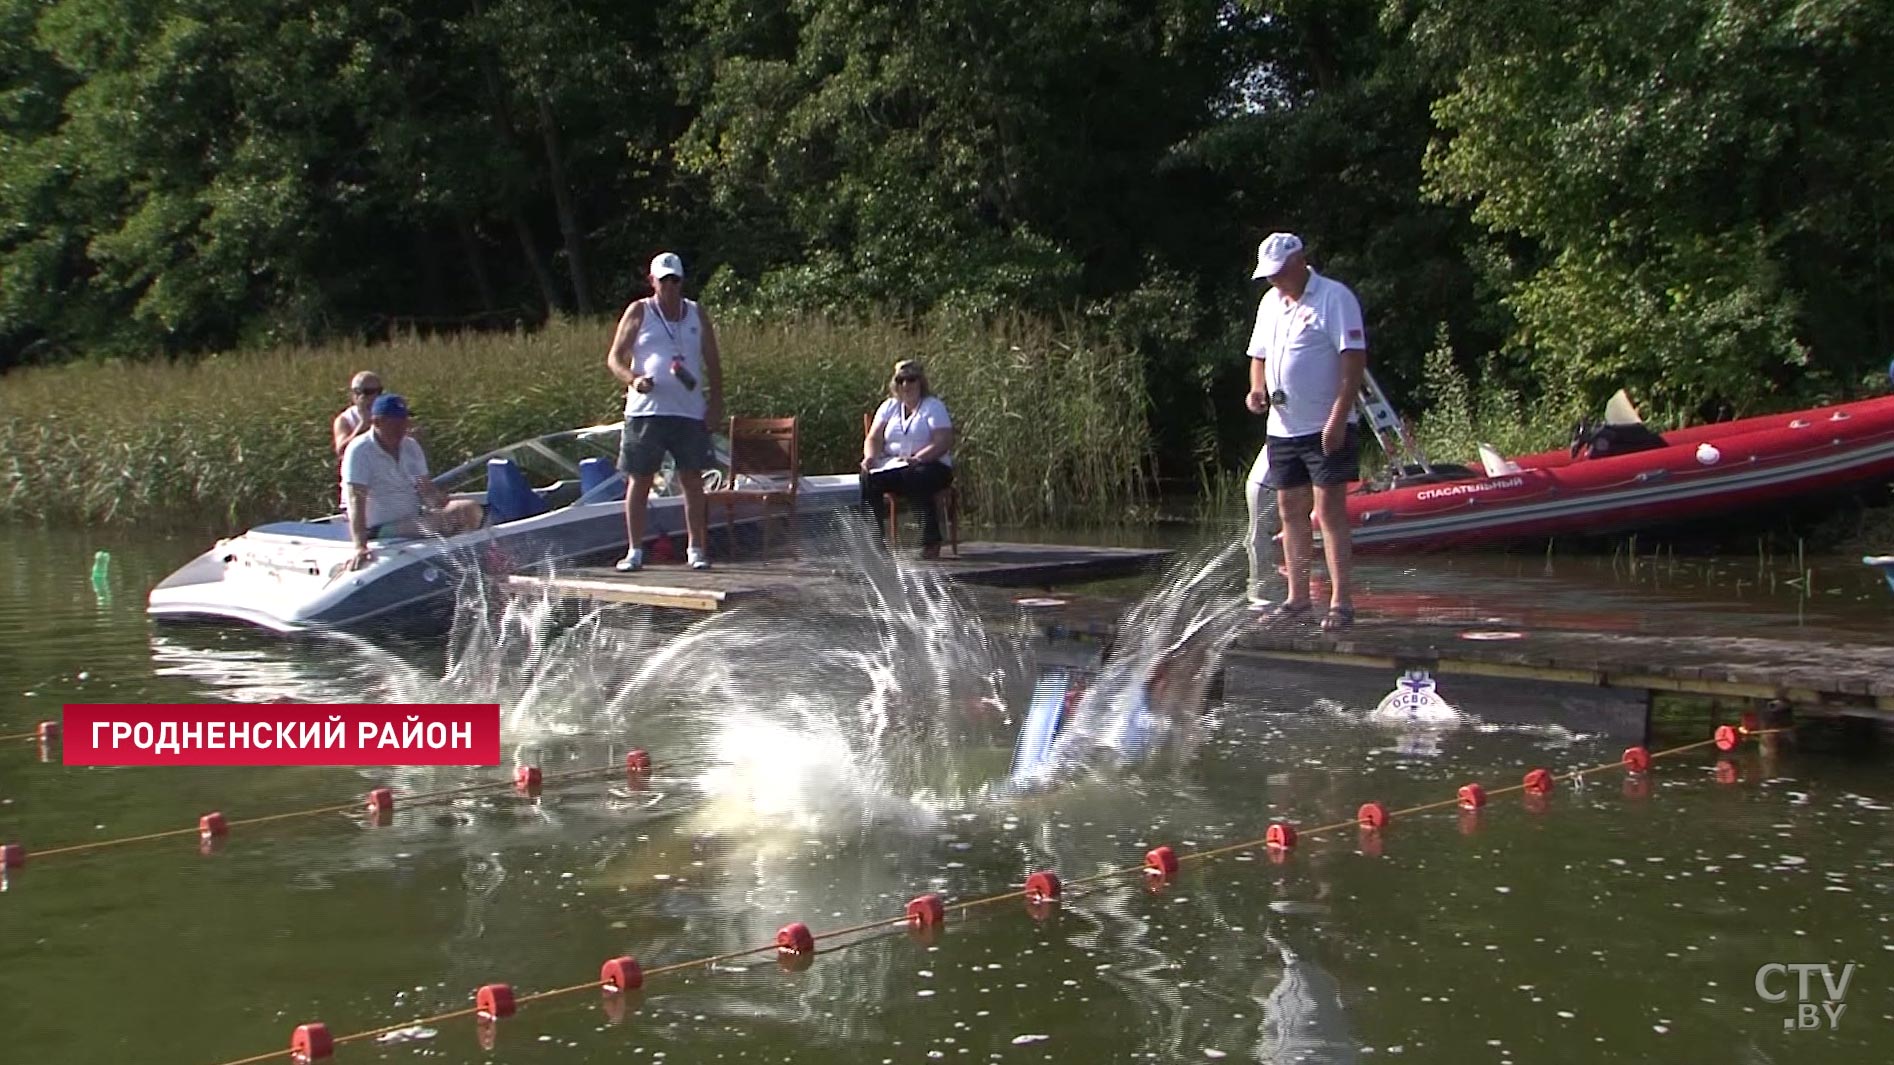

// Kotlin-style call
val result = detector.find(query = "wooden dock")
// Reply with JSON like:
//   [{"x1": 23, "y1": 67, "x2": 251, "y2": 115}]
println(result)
[
  {"x1": 504, "y1": 539, "x2": 1892, "y2": 730},
  {"x1": 507, "y1": 541, "x2": 1173, "y2": 612},
  {"x1": 990, "y1": 590, "x2": 1894, "y2": 724}
]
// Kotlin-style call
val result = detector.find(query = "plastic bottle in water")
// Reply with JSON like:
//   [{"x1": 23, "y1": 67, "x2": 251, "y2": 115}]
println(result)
[
  {"x1": 672, "y1": 356, "x2": 697, "y2": 391},
  {"x1": 91, "y1": 550, "x2": 111, "y2": 600}
]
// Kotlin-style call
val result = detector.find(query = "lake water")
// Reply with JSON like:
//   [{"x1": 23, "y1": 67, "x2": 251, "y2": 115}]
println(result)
[{"x1": 1, "y1": 522, "x2": 1890, "y2": 1065}]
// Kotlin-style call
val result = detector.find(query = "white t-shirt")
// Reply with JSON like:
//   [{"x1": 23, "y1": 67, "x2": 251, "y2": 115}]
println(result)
[
  {"x1": 869, "y1": 396, "x2": 954, "y2": 469},
  {"x1": 340, "y1": 433, "x2": 430, "y2": 531},
  {"x1": 624, "y1": 298, "x2": 708, "y2": 420},
  {"x1": 1246, "y1": 269, "x2": 1367, "y2": 438}
]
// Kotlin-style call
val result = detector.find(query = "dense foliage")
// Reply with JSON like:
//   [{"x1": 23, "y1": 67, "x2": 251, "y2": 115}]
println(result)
[{"x1": 3, "y1": 0, "x2": 1889, "y2": 478}]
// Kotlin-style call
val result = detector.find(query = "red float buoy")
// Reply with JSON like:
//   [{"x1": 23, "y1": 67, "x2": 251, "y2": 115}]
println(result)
[
  {"x1": 1457, "y1": 783, "x2": 1487, "y2": 809},
  {"x1": 1622, "y1": 746, "x2": 1651, "y2": 773},
  {"x1": 1265, "y1": 822, "x2": 1297, "y2": 850},
  {"x1": 1523, "y1": 768, "x2": 1554, "y2": 795},
  {"x1": 366, "y1": 788, "x2": 394, "y2": 819},
  {"x1": 1715, "y1": 760, "x2": 1740, "y2": 785},
  {"x1": 290, "y1": 1022, "x2": 333, "y2": 1062},
  {"x1": 0, "y1": 843, "x2": 22, "y2": 871},
  {"x1": 625, "y1": 749, "x2": 652, "y2": 783},
  {"x1": 907, "y1": 893, "x2": 946, "y2": 927},
  {"x1": 514, "y1": 766, "x2": 542, "y2": 793},
  {"x1": 776, "y1": 922, "x2": 815, "y2": 955},
  {"x1": 1357, "y1": 802, "x2": 1388, "y2": 830},
  {"x1": 1714, "y1": 724, "x2": 1740, "y2": 752},
  {"x1": 37, "y1": 720, "x2": 59, "y2": 744},
  {"x1": 476, "y1": 983, "x2": 516, "y2": 1019},
  {"x1": 1144, "y1": 845, "x2": 1179, "y2": 878},
  {"x1": 1025, "y1": 870, "x2": 1062, "y2": 903},
  {"x1": 199, "y1": 812, "x2": 229, "y2": 839},
  {"x1": 601, "y1": 955, "x2": 643, "y2": 993}
]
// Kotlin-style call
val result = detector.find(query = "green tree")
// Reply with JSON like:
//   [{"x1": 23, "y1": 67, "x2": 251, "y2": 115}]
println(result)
[
  {"x1": 1168, "y1": 0, "x2": 1501, "y2": 473},
  {"x1": 674, "y1": 0, "x2": 1253, "y2": 315},
  {"x1": 1416, "y1": 0, "x2": 1894, "y2": 419},
  {"x1": 0, "y1": 0, "x2": 688, "y2": 366}
]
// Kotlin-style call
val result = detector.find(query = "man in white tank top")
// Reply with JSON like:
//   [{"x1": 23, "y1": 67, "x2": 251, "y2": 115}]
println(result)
[
  {"x1": 332, "y1": 370, "x2": 381, "y2": 511},
  {"x1": 604, "y1": 252, "x2": 725, "y2": 571},
  {"x1": 333, "y1": 371, "x2": 381, "y2": 457}
]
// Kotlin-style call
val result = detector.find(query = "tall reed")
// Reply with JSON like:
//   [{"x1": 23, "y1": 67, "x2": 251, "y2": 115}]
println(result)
[{"x1": 0, "y1": 312, "x2": 1149, "y2": 530}]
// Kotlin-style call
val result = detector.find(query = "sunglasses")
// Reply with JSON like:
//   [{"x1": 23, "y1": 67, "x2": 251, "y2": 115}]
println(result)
[
  {"x1": 894, "y1": 375, "x2": 921, "y2": 384},
  {"x1": 353, "y1": 386, "x2": 382, "y2": 396}
]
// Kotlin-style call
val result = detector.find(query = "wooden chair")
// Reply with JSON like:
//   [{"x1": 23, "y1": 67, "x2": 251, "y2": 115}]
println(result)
[
  {"x1": 862, "y1": 411, "x2": 960, "y2": 557},
  {"x1": 705, "y1": 417, "x2": 800, "y2": 557}
]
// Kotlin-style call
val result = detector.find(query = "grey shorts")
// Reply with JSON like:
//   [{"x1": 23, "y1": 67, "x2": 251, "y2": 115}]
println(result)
[{"x1": 619, "y1": 415, "x2": 713, "y2": 477}]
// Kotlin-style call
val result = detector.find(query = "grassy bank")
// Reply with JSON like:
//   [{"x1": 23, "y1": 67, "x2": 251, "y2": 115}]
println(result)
[{"x1": 0, "y1": 313, "x2": 1151, "y2": 530}]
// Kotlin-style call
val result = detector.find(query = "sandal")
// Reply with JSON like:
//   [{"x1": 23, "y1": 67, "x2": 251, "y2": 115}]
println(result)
[
  {"x1": 1321, "y1": 605, "x2": 1355, "y2": 632},
  {"x1": 1255, "y1": 600, "x2": 1313, "y2": 623}
]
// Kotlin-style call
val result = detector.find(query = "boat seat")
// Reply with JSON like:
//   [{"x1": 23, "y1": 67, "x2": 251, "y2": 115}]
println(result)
[
  {"x1": 1477, "y1": 443, "x2": 1522, "y2": 477},
  {"x1": 486, "y1": 458, "x2": 549, "y2": 524},
  {"x1": 576, "y1": 456, "x2": 626, "y2": 503},
  {"x1": 579, "y1": 457, "x2": 614, "y2": 494}
]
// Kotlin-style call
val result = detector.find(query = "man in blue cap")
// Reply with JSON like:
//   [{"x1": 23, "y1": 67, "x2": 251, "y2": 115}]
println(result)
[{"x1": 341, "y1": 393, "x2": 483, "y2": 571}]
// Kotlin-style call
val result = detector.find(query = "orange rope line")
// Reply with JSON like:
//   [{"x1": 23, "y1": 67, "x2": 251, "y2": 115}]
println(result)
[
  {"x1": 17, "y1": 763, "x2": 632, "y2": 862},
  {"x1": 204, "y1": 726, "x2": 1781, "y2": 1065}
]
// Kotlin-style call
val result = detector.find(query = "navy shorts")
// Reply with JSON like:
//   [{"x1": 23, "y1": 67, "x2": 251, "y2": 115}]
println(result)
[
  {"x1": 1263, "y1": 424, "x2": 1360, "y2": 489},
  {"x1": 619, "y1": 415, "x2": 714, "y2": 476}
]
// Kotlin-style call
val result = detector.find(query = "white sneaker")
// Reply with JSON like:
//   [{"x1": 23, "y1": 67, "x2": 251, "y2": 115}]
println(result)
[
  {"x1": 687, "y1": 547, "x2": 710, "y2": 571},
  {"x1": 614, "y1": 548, "x2": 644, "y2": 573}
]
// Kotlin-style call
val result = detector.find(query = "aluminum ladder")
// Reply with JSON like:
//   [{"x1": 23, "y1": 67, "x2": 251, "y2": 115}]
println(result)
[{"x1": 1354, "y1": 369, "x2": 1437, "y2": 479}]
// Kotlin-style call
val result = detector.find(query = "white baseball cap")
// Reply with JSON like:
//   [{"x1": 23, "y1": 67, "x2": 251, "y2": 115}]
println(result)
[
  {"x1": 650, "y1": 252, "x2": 685, "y2": 280},
  {"x1": 1251, "y1": 232, "x2": 1304, "y2": 280}
]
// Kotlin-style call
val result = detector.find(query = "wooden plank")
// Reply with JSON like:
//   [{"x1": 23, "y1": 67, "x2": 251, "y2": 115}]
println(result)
[
  {"x1": 504, "y1": 574, "x2": 763, "y2": 612},
  {"x1": 920, "y1": 542, "x2": 1172, "y2": 586},
  {"x1": 504, "y1": 541, "x2": 1173, "y2": 613}
]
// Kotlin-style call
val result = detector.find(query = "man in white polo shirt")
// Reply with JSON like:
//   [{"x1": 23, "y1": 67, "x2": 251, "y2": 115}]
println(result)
[
  {"x1": 341, "y1": 393, "x2": 483, "y2": 571},
  {"x1": 1243, "y1": 232, "x2": 1367, "y2": 631}
]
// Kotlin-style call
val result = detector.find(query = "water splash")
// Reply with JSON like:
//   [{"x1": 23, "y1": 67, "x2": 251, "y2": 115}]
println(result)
[
  {"x1": 342, "y1": 518, "x2": 1025, "y2": 838},
  {"x1": 1013, "y1": 540, "x2": 1254, "y2": 788}
]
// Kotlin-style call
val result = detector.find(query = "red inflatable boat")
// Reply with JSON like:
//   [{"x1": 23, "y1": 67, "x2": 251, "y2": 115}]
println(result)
[{"x1": 1342, "y1": 393, "x2": 1894, "y2": 551}]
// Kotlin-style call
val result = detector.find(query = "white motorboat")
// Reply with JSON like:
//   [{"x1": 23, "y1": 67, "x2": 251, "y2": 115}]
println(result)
[{"x1": 148, "y1": 422, "x2": 861, "y2": 634}]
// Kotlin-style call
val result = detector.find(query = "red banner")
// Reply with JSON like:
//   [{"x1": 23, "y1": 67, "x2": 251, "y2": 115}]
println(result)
[{"x1": 60, "y1": 704, "x2": 502, "y2": 766}]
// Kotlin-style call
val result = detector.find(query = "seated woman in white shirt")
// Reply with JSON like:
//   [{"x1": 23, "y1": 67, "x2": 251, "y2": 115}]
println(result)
[{"x1": 860, "y1": 359, "x2": 955, "y2": 558}]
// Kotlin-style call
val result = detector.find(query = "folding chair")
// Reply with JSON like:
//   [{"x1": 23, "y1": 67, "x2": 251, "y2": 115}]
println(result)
[
  {"x1": 705, "y1": 417, "x2": 800, "y2": 557},
  {"x1": 862, "y1": 411, "x2": 960, "y2": 556}
]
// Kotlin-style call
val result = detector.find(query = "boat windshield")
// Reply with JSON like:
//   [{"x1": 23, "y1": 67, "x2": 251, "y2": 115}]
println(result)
[
  {"x1": 432, "y1": 424, "x2": 623, "y2": 498},
  {"x1": 429, "y1": 423, "x2": 733, "y2": 503}
]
